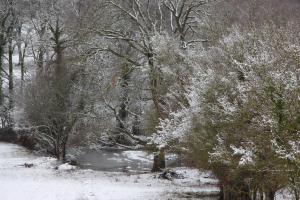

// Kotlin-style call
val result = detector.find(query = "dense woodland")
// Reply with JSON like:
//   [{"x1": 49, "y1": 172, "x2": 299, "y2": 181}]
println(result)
[{"x1": 0, "y1": 0, "x2": 300, "y2": 199}]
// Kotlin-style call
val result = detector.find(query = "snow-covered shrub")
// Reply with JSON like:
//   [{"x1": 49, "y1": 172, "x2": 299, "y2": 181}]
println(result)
[{"x1": 153, "y1": 22, "x2": 300, "y2": 199}]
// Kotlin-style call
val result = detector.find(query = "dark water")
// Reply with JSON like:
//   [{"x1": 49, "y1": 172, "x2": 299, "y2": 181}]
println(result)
[{"x1": 76, "y1": 149, "x2": 180, "y2": 172}]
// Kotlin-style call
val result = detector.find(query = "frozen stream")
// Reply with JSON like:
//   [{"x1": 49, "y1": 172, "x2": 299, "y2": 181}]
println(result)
[{"x1": 76, "y1": 149, "x2": 180, "y2": 172}]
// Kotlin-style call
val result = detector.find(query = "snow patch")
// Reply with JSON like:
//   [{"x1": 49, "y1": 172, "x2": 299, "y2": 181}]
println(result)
[{"x1": 57, "y1": 163, "x2": 77, "y2": 171}]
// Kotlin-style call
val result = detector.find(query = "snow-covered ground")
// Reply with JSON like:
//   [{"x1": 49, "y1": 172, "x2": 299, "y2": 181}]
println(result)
[{"x1": 0, "y1": 142, "x2": 219, "y2": 200}]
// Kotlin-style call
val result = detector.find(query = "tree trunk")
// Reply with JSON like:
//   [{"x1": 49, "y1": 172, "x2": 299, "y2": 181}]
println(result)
[
  {"x1": 20, "y1": 50, "x2": 25, "y2": 92},
  {"x1": 8, "y1": 38, "x2": 14, "y2": 110},
  {"x1": 51, "y1": 18, "x2": 70, "y2": 163},
  {"x1": 240, "y1": 183, "x2": 251, "y2": 200},
  {"x1": 0, "y1": 45, "x2": 3, "y2": 106},
  {"x1": 55, "y1": 135, "x2": 66, "y2": 162},
  {"x1": 58, "y1": 144, "x2": 66, "y2": 161},
  {"x1": 148, "y1": 53, "x2": 167, "y2": 172},
  {"x1": 117, "y1": 64, "x2": 129, "y2": 131},
  {"x1": 37, "y1": 23, "x2": 46, "y2": 71},
  {"x1": 219, "y1": 185, "x2": 225, "y2": 200},
  {"x1": 252, "y1": 189, "x2": 257, "y2": 200},
  {"x1": 294, "y1": 189, "x2": 299, "y2": 200},
  {"x1": 266, "y1": 190, "x2": 275, "y2": 200},
  {"x1": 56, "y1": 146, "x2": 66, "y2": 161},
  {"x1": 259, "y1": 188, "x2": 264, "y2": 200},
  {"x1": 290, "y1": 176, "x2": 300, "y2": 200},
  {"x1": 151, "y1": 149, "x2": 165, "y2": 172},
  {"x1": 37, "y1": 47, "x2": 44, "y2": 70},
  {"x1": 219, "y1": 185, "x2": 234, "y2": 200},
  {"x1": 17, "y1": 24, "x2": 25, "y2": 90}
]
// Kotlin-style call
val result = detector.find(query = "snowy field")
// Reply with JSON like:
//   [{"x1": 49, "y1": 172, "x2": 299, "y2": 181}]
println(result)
[{"x1": 0, "y1": 142, "x2": 219, "y2": 200}]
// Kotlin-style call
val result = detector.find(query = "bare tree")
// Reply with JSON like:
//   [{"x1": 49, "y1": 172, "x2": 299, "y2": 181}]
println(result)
[
  {"x1": 24, "y1": 0, "x2": 81, "y2": 161},
  {"x1": 88, "y1": 0, "x2": 208, "y2": 171}
]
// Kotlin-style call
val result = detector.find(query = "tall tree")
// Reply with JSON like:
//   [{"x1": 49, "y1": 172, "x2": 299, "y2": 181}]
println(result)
[
  {"x1": 93, "y1": 0, "x2": 207, "y2": 171},
  {"x1": 0, "y1": 0, "x2": 15, "y2": 127},
  {"x1": 24, "y1": 0, "x2": 80, "y2": 161}
]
